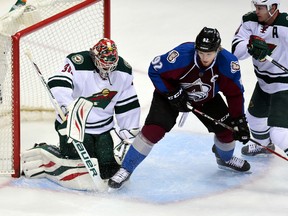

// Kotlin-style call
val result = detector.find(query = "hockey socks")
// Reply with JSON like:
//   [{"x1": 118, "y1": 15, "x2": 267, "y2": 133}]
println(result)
[
  {"x1": 214, "y1": 136, "x2": 235, "y2": 161},
  {"x1": 214, "y1": 145, "x2": 234, "y2": 161},
  {"x1": 122, "y1": 133, "x2": 153, "y2": 173}
]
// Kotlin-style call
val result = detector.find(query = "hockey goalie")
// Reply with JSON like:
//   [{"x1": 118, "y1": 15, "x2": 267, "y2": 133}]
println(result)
[{"x1": 21, "y1": 38, "x2": 141, "y2": 191}]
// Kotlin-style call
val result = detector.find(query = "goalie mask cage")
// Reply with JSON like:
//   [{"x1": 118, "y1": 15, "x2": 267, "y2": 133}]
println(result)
[{"x1": 0, "y1": 0, "x2": 110, "y2": 177}]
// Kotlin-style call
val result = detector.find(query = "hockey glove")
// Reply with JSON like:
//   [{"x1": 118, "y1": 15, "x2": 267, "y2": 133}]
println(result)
[
  {"x1": 167, "y1": 88, "x2": 191, "y2": 112},
  {"x1": 231, "y1": 115, "x2": 250, "y2": 144},
  {"x1": 55, "y1": 105, "x2": 69, "y2": 136},
  {"x1": 110, "y1": 128, "x2": 139, "y2": 165},
  {"x1": 119, "y1": 128, "x2": 139, "y2": 144},
  {"x1": 247, "y1": 35, "x2": 271, "y2": 61},
  {"x1": 56, "y1": 120, "x2": 74, "y2": 146}
]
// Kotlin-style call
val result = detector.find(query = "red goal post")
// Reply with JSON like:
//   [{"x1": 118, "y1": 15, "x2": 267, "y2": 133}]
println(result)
[{"x1": 0, "y1": 0, "x2": 110, "y2": 177}]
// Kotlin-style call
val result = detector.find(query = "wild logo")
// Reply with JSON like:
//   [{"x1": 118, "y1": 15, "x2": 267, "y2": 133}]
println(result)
[{"x1": 86, "y1": 88, "x2": 117, "y2": 109}]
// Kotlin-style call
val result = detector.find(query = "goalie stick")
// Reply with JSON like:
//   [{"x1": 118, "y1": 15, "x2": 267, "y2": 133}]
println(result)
[
  {"x1": 25, "y1": 51, "x2": 66, "y2": 121},
  {"x1": 25, "y1": 52, "x2": 106, "y2": 190},
  {"x1": 186, "y1": 102, "x2": 288, "y2": 162}
]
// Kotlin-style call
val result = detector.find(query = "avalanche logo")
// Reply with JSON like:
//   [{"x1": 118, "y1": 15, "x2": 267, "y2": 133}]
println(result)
[
  {"x1": 182, "y1": 78, "x2": 211, "y2": 102},
  {"x1": 86, "y1": 89, "x2": 117, "y2": 109}
]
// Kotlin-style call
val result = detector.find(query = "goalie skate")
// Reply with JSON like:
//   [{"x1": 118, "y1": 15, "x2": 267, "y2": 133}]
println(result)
[
  {"x1": 212, "y1": 145, "x2": 250, "y2": 172},
  {"x1": 241, "y1": 143, "x2": 275, "y2": 156},
  {"x1": 108, "y1": 168, "x2": 131, "y2": 191}
]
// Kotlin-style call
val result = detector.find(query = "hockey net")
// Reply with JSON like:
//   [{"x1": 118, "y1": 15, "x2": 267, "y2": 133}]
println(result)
[{"x1": 0, "y1": 0, "x2": 110, "y2": 177}]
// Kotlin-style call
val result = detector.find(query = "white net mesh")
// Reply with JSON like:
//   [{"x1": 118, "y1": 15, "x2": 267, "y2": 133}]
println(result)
[{"x1": 0, "y1": 0, "x2": 107, "y2": 175}]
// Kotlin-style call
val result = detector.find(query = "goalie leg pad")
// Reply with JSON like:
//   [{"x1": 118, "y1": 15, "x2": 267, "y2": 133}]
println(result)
[{"x1": 22, "y1": 143, "x2": 106, "y2": 191}]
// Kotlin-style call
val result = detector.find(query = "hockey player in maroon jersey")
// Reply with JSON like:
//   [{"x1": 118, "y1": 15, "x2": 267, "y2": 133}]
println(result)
[{"x1": 108, "y1": 27, "x2": 251, "y2": 190}]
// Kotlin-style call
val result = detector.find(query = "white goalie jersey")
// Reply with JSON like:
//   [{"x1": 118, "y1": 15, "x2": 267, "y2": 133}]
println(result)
[
  {"x1": 48, "y1": 51, "x2": 141, "y2": 134},
  {"x1": 232, "y1": 11, "x2": 288, "y2": 94}
]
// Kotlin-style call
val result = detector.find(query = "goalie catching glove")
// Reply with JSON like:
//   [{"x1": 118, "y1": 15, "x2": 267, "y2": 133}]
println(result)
[
  {"x1": 110, "y1": 128, "x2": 139, "y2": 165},
  {"x1": 231, "y1": 115, "x2": 250, "y2": 144}
]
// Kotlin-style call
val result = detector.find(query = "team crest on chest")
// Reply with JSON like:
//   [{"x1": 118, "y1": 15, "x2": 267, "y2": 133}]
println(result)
[
  {"x1": 86, "y1": 88, "x2": 117, "y2": 109},
  {"x1": 181, "y1": 78, "x2": 211, "y2": 102}
]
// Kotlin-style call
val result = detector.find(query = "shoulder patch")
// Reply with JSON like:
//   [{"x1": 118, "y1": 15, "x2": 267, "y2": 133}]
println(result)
[
  {"x1": 71, "y1": 54, "x2": 84, "y2": 64},
  {"x1": 123, "y1": 59, "x2": 132, "y2": 69},
  {"x1": 115, "y1": 57, "x2": 132, "y2": 74},
  {"x1": 167, "y1": 50, "x2": 179, "y2": 63},
  {"x1": 231, "y1": 61, "x2": 240, "y2": 73},
  {"x1": 67, "y1": 51, "x2": 95, "y2": 71}
]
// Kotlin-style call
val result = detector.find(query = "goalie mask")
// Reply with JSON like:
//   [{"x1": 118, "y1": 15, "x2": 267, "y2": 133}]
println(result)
[{"x1": 90, "y1": 38, "x2": 119, "y2": 80}]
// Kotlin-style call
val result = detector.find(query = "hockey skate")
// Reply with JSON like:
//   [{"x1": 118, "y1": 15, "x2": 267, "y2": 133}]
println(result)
[
  {"x1": 212, "y1": 145, "x2": 250, "y2": 172},
  {"x1": 108, "y1": 167, "x2": 131, "y2": 191},
  {"x1": 241, "y1": 143, "x2": 275, "y2": 156}
]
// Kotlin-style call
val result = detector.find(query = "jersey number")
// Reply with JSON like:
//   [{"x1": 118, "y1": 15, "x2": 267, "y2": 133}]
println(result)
[{"x1": 151, "y1": 56, "x2": 162, "y2": 71}]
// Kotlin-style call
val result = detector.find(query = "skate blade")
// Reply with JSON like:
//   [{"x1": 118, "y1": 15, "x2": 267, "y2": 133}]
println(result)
[
  {"x1": 107, "y1": 186, "x2": 121, "y2": 193},
  {"x1": 217, "y1": 165, "x2": 252, "y2": 174},
  {"x1": 107, "y1": 179, "x2": 130, "y2": 193},
  {"x1": 241, "y1": 153, "x2": 273, "y2": 157}
]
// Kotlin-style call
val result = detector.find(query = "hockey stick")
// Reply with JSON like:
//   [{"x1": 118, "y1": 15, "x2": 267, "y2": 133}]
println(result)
[
  {"x1": 265, "y1": 55, "x2": 288, "y2": 73},
  {"x1": 186, "y1": 103, "x2": 288, "y2": 162},
  {"x1": 178, "y1": 112, "x2": 189, "y2": 127},
  {"x1": 25, "y1": 52, "x2": 66, "y2": 121},
  {"x1": 25, "y1": 52, "x2": 105, "y2": 190}
]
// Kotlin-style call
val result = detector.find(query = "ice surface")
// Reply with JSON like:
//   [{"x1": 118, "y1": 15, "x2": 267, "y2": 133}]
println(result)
[{"x1": 1, "y1": 0, "x2": 288, "y2": 216}]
